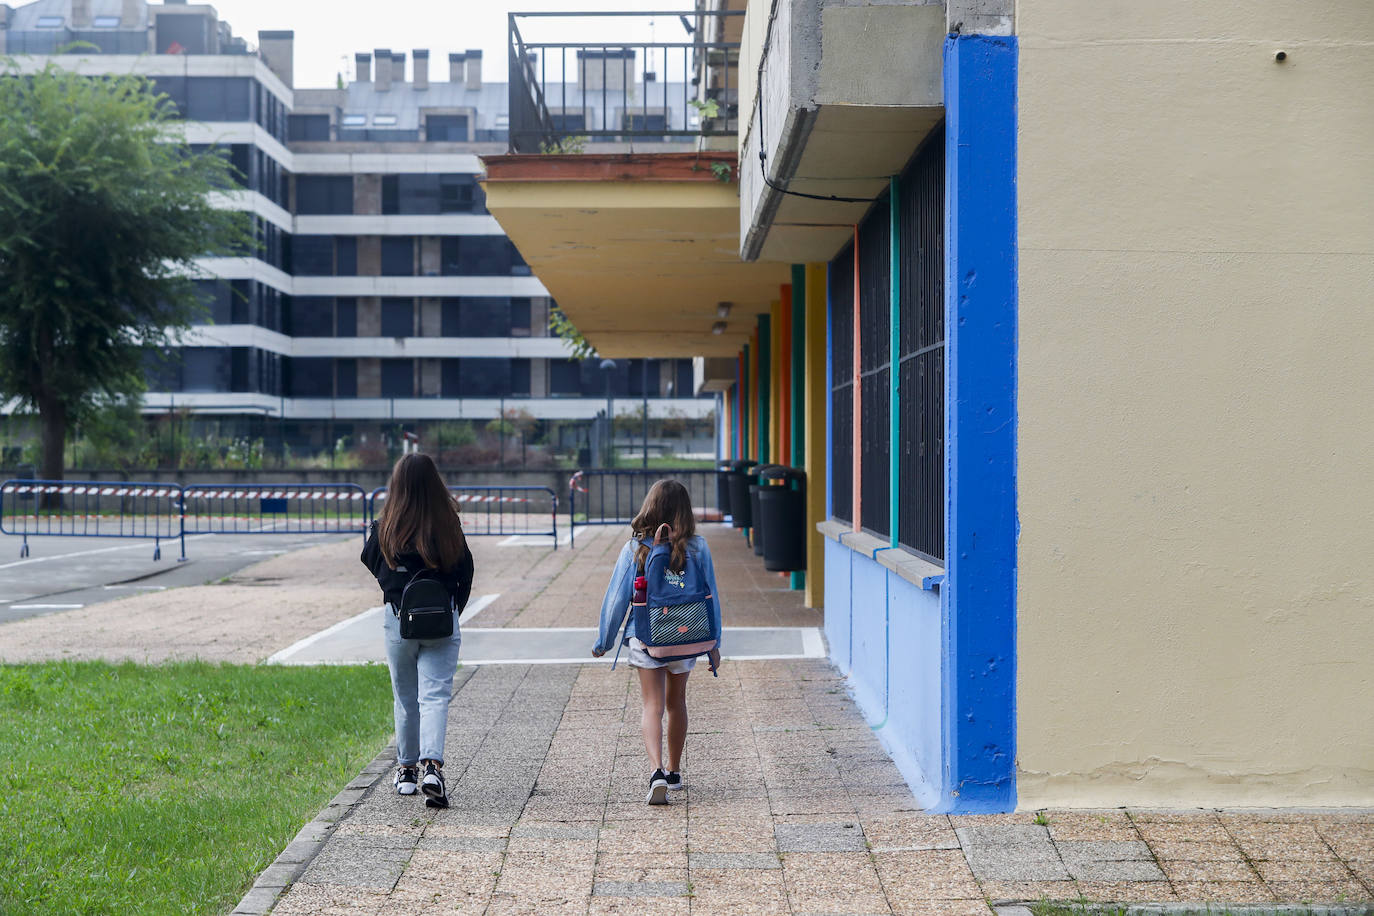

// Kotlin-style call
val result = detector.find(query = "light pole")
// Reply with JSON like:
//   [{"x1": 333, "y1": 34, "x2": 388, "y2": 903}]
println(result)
[{"x1": 600, "y1": 358, "x2": 617, "y2": 468}]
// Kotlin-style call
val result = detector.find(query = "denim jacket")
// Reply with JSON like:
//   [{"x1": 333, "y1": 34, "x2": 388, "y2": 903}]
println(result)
[{"x1": 592, "y1": 535, "x2": 723, "y2": 655}]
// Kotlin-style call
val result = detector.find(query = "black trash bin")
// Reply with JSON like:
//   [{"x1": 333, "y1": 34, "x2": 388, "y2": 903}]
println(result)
[
  {"x1": 715, "y1": 462, "x2": 732, "y2": 520},
  {"x1": 758, "y1": 466, "x2": 807, "y2": 572},
  {"x1": 748, "y1": 465, "x2": 780, "y2": 556},
  {"x1": 727, "y1": 460, "x2": 757, "y2": 528}
]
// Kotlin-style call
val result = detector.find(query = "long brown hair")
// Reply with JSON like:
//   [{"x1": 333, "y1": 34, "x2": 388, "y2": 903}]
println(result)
[
  {"x1": 377, "y1": 453, "x2": 468, "y2": 571},
  {"x1": 631, "y1": 479, "x2": 696, "y2": 572}
]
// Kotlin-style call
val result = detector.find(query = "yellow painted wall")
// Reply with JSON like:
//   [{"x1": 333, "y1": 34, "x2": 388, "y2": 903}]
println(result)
[
  {"x1": 803, "y1": 263, "x2": 828, "y2": 608},
  {"x1": 1016, "y1": 1, "x2": 1374, "y2": 807}
]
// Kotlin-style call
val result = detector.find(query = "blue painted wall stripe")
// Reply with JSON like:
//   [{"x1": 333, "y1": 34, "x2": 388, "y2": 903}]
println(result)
[{"x1": 942, "y1": 33, "x2": 1019, "y2": 813}]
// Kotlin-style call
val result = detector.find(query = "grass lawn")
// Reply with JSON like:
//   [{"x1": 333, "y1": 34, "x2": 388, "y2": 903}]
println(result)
[{"x1": 0, "y1": 661, "x2": 394, "y2": 916}]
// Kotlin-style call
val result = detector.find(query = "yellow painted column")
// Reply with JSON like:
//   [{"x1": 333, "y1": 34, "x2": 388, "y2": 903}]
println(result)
[{"x1": 803, "y1": 262, "x2": 828, "y2": 608}]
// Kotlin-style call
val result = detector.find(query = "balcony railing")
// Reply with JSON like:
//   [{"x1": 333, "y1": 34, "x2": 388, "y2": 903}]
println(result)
[{"x1": 508, "y1": 9, "x2": 743, "y2": 154}]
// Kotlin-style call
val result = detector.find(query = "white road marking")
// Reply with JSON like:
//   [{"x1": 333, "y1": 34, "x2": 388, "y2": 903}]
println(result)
[
  {"x1": 9, "y1": 603, "x2": 84, "y2": 610},
  {"x1": 497, "y1": 532, "x2": 573, "y2": 548},
  {"x1": 102, "y1": 584, "x2": 168, "y2": 591},
  {"x1": 0, "y1": 533, "x2": 216, "y2": 570},
  {"x1": 458, "y1": 593, "x2": 500, "y2": 625},
  {"x1": 263, "y1": 606, "x2": 384, "y2": 665}
]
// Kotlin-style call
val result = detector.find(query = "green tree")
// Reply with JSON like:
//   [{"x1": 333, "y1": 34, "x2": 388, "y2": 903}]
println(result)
[{"x1": 0, "y1": 59, "x2": 244, "y2": 482}]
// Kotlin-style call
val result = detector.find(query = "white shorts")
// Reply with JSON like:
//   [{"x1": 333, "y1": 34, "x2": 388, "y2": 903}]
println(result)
[{"x1": 627, "y1": 638, "x2": 697, "y2": 674}]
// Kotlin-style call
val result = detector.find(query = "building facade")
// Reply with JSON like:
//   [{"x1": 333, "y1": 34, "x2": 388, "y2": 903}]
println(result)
[
  {"x1": 1, "y1": 0, "x2": 710, "y2": 460},
  {"x1": 484, "y1": 0, "x2": 1374, "y2": 812}
]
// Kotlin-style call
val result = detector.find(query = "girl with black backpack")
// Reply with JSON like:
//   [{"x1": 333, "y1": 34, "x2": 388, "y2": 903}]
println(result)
[
  {"x1": 593, "y1": 479, "x2": 723, "y2": 805},
  {"x1": 361, "y1": 453, "x2": 473, "y2": 808}
]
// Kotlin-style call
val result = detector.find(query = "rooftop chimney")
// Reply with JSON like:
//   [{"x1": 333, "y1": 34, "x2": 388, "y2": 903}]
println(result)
[
  {"x1": 412, "y1": 49, "x2": 429, "y2": 90},
  {"x1": 71, "y1": 0, "x2": 91, "y2": 29},
  {"x1": 465, "y1": 48, "x2": 482, "y2": 90},
  {"x1": 448, "y1": 52, "x2": 465, "y2": 83},
  {"x1": 121, "y1": 0, "x2": 141, "y2": 28},
  {"x1": 374, "y1": 47, "x2": 392, "y2": 91},
  {"x1": 392, "y1": 51, "x2": 406, "y2": 84},
  {"x1": 355, "y1": 52, "x2": 371, "y2": 83},
  {"x1": 257, "y1": 30, "x2": 294, "y2": 88}
]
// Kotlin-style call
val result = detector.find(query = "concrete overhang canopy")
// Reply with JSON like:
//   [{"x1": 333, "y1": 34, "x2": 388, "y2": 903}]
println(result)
[
  {"x1": 739, "y1": 0, "x2": 946, "y2": 263},
  {"x1": 480, "y1": 152, "x2": 788, "y2": 359}
]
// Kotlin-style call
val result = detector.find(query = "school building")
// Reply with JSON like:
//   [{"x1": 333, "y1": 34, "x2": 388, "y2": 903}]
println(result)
[{"x1": 484, "y1": 0, "x2": 1374, "y2": 814}]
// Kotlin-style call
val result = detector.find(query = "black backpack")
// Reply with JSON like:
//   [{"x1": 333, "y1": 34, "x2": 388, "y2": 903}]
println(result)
[{"x1": 396, "y1": 568, "x2": 455, "y2": 639}]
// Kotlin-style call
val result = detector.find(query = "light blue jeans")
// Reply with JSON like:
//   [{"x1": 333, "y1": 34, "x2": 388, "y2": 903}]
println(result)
[{"x1": 382, "y1": 606, "x2": 461, "y2": 766}]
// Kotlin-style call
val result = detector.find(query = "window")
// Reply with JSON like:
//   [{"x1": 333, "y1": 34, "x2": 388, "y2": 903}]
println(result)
[
  {"x1": 440, "y1": 237, "x2": 512, "y2": 275},
  {"x1": 36, "y1": 15, "x2": 63, "y2": 27},
  {"x1": 857, "y1": 195, "x2": 891, "y2": 538},
  {"x1": 510, "y1": 298, "x2": 532, "y2": 336},
  {"x1": 295, "y1": 175, "x2": 353, "y2": 215},
  {"x1": 182, "y1": 349, "x2": 229, "y2": 392},
  {"x1": 289, "y1": 358, "x2": 333, "y2": 397},
  {"x1": 426, "y1": 114, "x2": 468, "y2": 141},
  {"x1": 373, "y1": 114, "x2": 398, "y2": 126},
  {"x1": 184, "y1": 77, "x2": 251, "y2": 122},
  {"x1": 336, "y1": 359, "x2": 357, "y2": 398},
  {"x1": 551, "y1": 113, "x2": 586, "y2": 132},
  {"x1": 511, "y1": 359, "x2": 531, "y2": 396},
  {"x1": 380, "y1": 237, "x2": 414, "y2": 276},
  {"x1": 550, "y1": 359, "x2": 582, "y2": 396},
  {"x1": 292, "y1": 236, "x2": 334, "y2": 275},
  {"x1": 335, "y1": 237, "x2": 357, "y2": 276},
  {"x1": 382, "y1": 175, "x2": 440, "y2": 215},
  {"x1": 439, "y1": 173, "x2": 479, "y2": 213},
  {"x1": 288, "y1": 114, "x2": 330, "y2": 141},
  {"x1": 341, "y1": 114, "x2": 366, "y2": 127},
  {"x1": 336, "y1": 298, "x2": 357, "y2": 337},
  {"x1": 897, "y1": 126, "x2": 946, "y2": 561},
  {"x1": 447, "y1": 298, "x2": 509, "y2": 337},
  {"x1": 829, "y1": 241, "x2": 854, "y2": 525},
  {"x1": 381, "y1": 360, "x2": 414, "y2": 398},
  {"x1": 380, "y1": 298, "x2": 414, "y2": 337},
  {"x1": 441, "y1": 359, "x2": 462, "y2": 397},
  {"x1": 290, "y1": 297, "x2": 335, "y2": 336},
  {"x1": 93, "y1": 16, "x2": 120, "y2": 27},
  {"x1": 460, "y1": 359, "x2": 510, "y2": 397}
]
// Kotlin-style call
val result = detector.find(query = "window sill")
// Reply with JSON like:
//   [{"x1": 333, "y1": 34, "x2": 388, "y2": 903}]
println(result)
[{"x1": 816, "y1": 519, "x2": 945, "y2": 591}]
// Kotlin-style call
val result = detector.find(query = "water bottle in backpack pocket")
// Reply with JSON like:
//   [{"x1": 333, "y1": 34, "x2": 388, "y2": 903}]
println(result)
[{"x1": 396, "y1": 568, "x2": 455, "y2": 639}]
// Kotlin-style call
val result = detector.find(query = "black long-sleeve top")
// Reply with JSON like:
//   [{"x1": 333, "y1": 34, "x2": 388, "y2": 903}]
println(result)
[{"x1": 360, "y1": 522, "x2": 475, "y2": 611}]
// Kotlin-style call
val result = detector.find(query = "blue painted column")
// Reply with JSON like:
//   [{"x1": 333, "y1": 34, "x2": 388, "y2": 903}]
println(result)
[{"x1": 942, "y1": 33, "x2": 1018, "y2": 812}]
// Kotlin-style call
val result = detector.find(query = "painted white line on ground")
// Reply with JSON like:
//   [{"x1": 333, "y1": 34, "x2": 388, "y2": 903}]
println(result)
[
  {"x1": 10, "y1": 603, "x2": 84, "y2": 610},
  {"x1": 459, "y1": 593, "x2": 500, "y2": 625},
  {"x1": 496, "y1": 535, "x2": 520, "y2": 547},
  {"x1": 0, "y1": 533, "x2": 216, "y2": 570},
  {"x1": 496, "y1": 532, "x2": 574, "y2": 547},
  {"x1": 102, "y1": 584, "x2": 168, "y2": 591},
  {"x1": 801, "y1": 627, "x2": 825, "y2": 658},
  {"x1": 264, "y1": 605, "x2": 383, "y2": 665}
]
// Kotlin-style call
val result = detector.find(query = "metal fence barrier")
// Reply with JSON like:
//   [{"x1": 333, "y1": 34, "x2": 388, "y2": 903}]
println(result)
[
  {"x1": 568, "y1": 469, "x2": 724, "y2": 547},
  {"x1": 182, "y1": 484, "x2": 370, "y2": 538},
  {"x1": 0, "y1": 479, "x2": 184, "y2": 559},
  {"x1": 369, "y1": 486, "x2": 559, "y2": 546}
]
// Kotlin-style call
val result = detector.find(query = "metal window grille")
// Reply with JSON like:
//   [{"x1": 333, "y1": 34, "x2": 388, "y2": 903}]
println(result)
[
  {"x1": 897, "y1": 124, "x2": 946, "y2": 562},
  {"x1": 858, "y1": 196, "x2": 891, "y2": 539},
  {"x1": 828, "y1": 242, "x2": 854, "y2": 524}
]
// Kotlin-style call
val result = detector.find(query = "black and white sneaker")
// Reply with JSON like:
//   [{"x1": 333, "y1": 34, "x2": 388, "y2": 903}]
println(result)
[
  {"x1": 420, "y1": 760, "x2": 448, "y2": 809},
  {"x1": 665, "y1": 771, "x2": 684, "y2": 791},
  {"x1": 394, "y1": 765, "x2": 418, "y2": 796},
  {"x1": 646, "y1": 768, "x2": 669, "y2": 805}
]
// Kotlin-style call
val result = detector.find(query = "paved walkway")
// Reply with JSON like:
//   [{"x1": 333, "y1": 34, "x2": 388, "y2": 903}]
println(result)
[
  {"x1": 249, "y1": 660, "x2": 1374, "y2": 915},
  {"x1": 1, "y1": 519, "x2": 1368, "y2": 912}
]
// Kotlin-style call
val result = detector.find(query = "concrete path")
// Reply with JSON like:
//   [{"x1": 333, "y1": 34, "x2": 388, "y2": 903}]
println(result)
[{"x1": 243, "y1": 661, "x2": 1374, "y2": 915}]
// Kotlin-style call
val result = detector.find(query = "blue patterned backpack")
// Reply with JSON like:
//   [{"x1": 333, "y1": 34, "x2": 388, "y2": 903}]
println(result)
[{"x1": 612, "y1": 527, "x2": 719, "y2": 666}]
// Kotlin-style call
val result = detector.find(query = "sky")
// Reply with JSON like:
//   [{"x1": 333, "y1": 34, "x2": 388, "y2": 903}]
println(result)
[{"x1": 207, "y1": 0, "x2": 683, "y2": 90}]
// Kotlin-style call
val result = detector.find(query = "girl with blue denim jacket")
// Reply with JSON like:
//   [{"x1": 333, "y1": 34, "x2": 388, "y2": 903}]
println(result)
[{"x1": 592, "y1": 479, "x2": 722, "y2": 804}]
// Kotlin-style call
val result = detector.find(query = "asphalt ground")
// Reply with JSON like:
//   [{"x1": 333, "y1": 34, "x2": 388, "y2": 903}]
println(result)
[{"x1": 0, "y1": 531, "x2": 353, "y2": 625}]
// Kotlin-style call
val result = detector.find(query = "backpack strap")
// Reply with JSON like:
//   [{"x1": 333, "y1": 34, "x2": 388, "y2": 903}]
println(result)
[{"x1": 610, "y1": 539, "x2": 650, "y2": 670}]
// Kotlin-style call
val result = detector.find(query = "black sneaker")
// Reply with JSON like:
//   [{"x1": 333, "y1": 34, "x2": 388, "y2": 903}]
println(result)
[
  {"x1": 665, "y1": 771, "x2": 684, "y2": 791},
  {"x1": 646, "y1": 768, "x2": 669, "y2": 805},
  {"x1": 420, "y1": 760, "x2": 448, "y2": 808},
  {"x1": 394, "y1": 765, "x2": 418, "y2": 796}
]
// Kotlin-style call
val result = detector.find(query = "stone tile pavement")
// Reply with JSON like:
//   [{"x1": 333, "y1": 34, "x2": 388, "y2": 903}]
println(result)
[{"x1": 240, "y1": 659, "x2": 1374, "y2": 915}]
